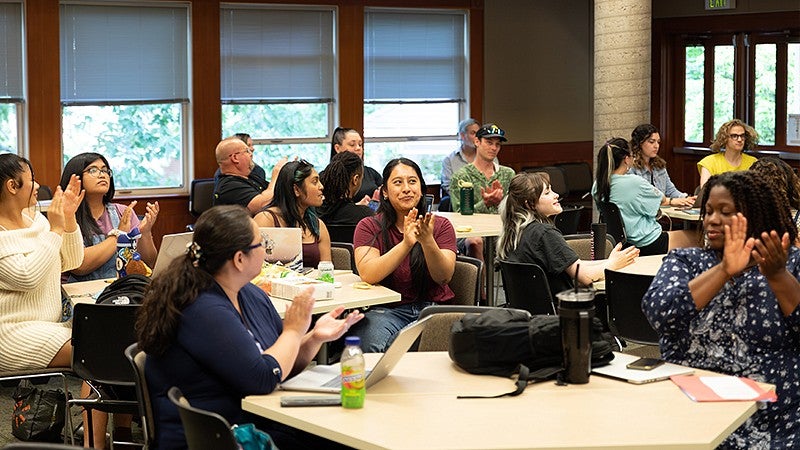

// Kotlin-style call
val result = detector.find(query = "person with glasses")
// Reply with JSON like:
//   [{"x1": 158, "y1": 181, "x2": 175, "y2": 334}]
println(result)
[
  {"x1": 698, "y1": 119, "x2": 759, "y2": 188},
  {"x1": 330, "y1": 127, "x2": 382, "y2": 204},
  {"x1": 213, "y1": 133, "x2": 268, "y2": 189},
  {"x1": 593, "y1": 138, "x2": 696, "y2": 256},
  {"x1": 214, "y1": 137, "x2": 287, "y2": 214},
  {"x1": 628, "y1": 124, "x2": 696, "y2": 208},
  {"x1": 254, "y1": 160, "x2": 332, "y2": 269},
  {"x1": 59, "y1": 152, "x2": 159, "y2": 283},
  {"x1": 137, "y1": 205, "x2": 362, "y2": 450}
]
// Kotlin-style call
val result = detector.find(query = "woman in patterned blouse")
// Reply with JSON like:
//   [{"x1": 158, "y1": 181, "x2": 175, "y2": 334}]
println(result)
[{"x1": 643, "y1": 171, "x2": 800, "y2": 449}]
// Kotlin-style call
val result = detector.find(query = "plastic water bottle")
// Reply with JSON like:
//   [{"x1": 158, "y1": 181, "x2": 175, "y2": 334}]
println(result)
[
  {"x1": 340, "y1": 336, "x2": 365, "y2": 409},
  {"x1": 317, "y1": 261, "x2": 335, "y2": 284}
]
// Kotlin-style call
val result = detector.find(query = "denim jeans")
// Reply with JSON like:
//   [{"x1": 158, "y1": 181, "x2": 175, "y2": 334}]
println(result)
[{"x1": 349, "y1": 302, "x2": 434, "y2": 353}]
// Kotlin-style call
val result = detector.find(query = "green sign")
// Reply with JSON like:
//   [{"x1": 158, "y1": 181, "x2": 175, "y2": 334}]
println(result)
[{"x1": 706, "y1": 0, "x2": 736, "y2": 10}]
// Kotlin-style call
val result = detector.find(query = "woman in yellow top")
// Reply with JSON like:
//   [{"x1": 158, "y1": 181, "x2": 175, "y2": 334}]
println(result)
[{"x1": 697, "y1": 118, "x2": 759, "y2": 188}]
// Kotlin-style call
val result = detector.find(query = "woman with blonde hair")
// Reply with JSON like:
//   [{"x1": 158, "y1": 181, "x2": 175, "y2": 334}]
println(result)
[
  {"x1": 498, "y1": 172, "x2": 638, "y2": 297},
  {"x1": 697, "y1": 119, "x2": 759, "y2": 188}
]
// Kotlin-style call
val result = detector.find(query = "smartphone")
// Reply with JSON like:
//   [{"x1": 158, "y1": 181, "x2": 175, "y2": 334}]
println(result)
[
  {"x1": 280, "y1": 395, "x2": 342, "y2": 407},
  {"x1": 367, "y1": 199, "x2": 380, "y2": 212},
  {"x1": 424, "y1": 194, "x2": 434, "y2": 213},
  {"x1": 626, "y1": 357, "x2": 665, "y2": 371}
]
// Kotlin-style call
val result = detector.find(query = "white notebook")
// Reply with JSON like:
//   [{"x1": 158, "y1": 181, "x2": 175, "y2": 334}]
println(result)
[{"x1": 592, "y1": 352, "x2": 694, "y2": 384}]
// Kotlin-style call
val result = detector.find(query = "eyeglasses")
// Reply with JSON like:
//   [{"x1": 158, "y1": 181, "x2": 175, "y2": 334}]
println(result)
[
  {"x1": 729, "y1": 133, "x2": 747, "y2": 141},
  {"x1": 244, "y1": 233, "x2": 274, "y2": 254},
  {"x1": 229, "y1": 148, "x2": 254, "y2": 158},
  {"x1": 83, "y1": 167, "x2": 113, "y2": 178}
]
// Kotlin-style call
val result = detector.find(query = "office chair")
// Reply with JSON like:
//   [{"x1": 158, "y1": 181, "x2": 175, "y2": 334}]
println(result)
[
  {"x1": 596, "y1": 201, "x2": 628, "y2": 247},
  {"x1": 554, "y1": 205, "x2": 584, "y2": 235},
  {"x1": 448, "y1": 255, "x2": 483, "y2": 306},
  {"x1": 125, "y1": 344, "x2": 155, "y2": 450},
  {"x1": 498, "y1": 260, "x2": 557, "y2": 315},
  {"x1": 604, "y1": 269, "x2": 660, "y2": 345},
  {"x1": 416, "y1": 305, "x2": 503, "y2": 352},
  {"x1": 167, "y1": 387, "x2": 239, "y2": 450},
  {"x1": 330, "y1": 242, "x2": 357, "y2": 274},
  {"x1": 563, "y1": 233, "x2": 616, "y2": 260},
  {"x1": 326, "y1": 224, "x2": 357, "y2": 244},
  {"x1": 188, "y1": 178, "x2": 215, "y2": 218}
]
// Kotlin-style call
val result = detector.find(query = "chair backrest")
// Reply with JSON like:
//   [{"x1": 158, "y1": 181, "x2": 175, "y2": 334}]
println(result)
[
  {"x1": 604, "y1": 269, "x2": 659, "y2": 345},
  {"x1": 524, "y1": 166, "x2": 569, "y2": 198},
  {"x1": 71, "y1": 303, "x2": 139, "y2": 386},
  {"x1": 37, "y1": 185, "x2": 53, "y2": 201},
  {"x1": 563, "y1": 233, "x2": 616, "y2": 260},
  {"x1": 438, "y1": 196, "x2": 452, "y2": 212},
  {"x1": 326, "y1": 224, "x2": 357, "y2": 244},
  {"x1": 416, "y1": 305, "x2": 500, "y2": 352},
  {"x1": 330, "y1": 242, "x2": 357, "y2": 274},
  {"x1": 554, "y1": 204, "x2": 584, "y2": 235},
  {"x1": 596, "y1": 201, "x2": 627, "y2": 246},
  {"x1": 167, "y1": 387, "x2": 239, "y2": 450},
  {"x1": 189, "y1": 178, "x2": 216, "y2": 218},
  {"x1": 498, "y1": 260, "x2": 556, "y2": 315},
  {"x1": 449, "y1": 255, "x2": 483, "y2": 306},
  {"x1": 125, "y1": 343, "x2": 155, "y2": 447},
  {"x1": 555, "y1": 162, "x2": 593, "y2": 195}
]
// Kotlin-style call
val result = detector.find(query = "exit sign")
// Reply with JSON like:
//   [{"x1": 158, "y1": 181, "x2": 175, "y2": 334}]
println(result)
[{"x1": 706, "y1": 0, "x2": 735, "y2": 10}]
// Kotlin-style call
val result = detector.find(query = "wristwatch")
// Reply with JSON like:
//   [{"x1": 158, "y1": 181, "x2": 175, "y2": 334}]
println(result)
[{"x1": 107, "y1": 228, "x2": 124, "y2": 238}]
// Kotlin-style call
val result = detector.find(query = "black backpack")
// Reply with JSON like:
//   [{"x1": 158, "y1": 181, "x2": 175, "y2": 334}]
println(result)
[
  {"x1": 95, "y1": 274, "x2": 150, "y2": 305},
  {"x1": 449, "y1": 309, "x2": 615, "y2": 384}
]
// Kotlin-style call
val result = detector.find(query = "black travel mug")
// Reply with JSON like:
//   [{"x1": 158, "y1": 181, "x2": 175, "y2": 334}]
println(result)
[{"x1": 557, "y1": 288, "x2": 596, "y2": 384}]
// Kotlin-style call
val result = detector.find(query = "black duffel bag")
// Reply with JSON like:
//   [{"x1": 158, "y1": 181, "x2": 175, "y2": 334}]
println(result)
[{"x1": 449, "y1": 308, "x2": 615, "y2": 379}]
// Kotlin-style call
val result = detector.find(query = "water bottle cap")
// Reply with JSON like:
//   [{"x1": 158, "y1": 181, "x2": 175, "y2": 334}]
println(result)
[{"x1": 344, "y1": 336, "x2": 361, "y2": 346}]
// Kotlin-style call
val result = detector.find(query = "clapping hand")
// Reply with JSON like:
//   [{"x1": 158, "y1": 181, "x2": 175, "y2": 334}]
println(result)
[
  {"x1": 721, "y1": 213, "x2": 755, "y2": 277},
  {"x1": 752, "y1": 230, "x2": 790, "y2": 279},
  {"x1": 61, "y1": 174, "x2": 84, "y2": 218},
  {"x1": 139, "y1": 201, "x2": 160, "y2": 235},
  {"x1": 480, "y1": 180, "x2": 504, "y2": 207},
  {"x1": 283, "y1": 287, "x2": 315, "y2": 335},
  {"x1": 312, "y1": 306, "x2": 364, "y2": 342}
]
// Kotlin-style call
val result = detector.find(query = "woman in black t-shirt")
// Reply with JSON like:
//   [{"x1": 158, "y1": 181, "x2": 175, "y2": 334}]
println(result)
[
  {"x1": 318, "y1": 152, "x2": 374, "y2": 243},
  {"x1": 330, "y1": 127, "x2": 382, "y2": 202},
  {"x1": 497, "y1": 172, "x2": 638, "y2": 297}
]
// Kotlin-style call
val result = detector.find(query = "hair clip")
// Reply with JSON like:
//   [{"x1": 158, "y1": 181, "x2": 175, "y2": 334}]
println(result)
[{"x1": 186, "y1": 241, "x2": 202, "y2": 267}]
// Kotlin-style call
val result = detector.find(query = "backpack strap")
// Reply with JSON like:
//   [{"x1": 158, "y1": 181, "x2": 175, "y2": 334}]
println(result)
[{"x1": 457, "y1": 364, "x2": 563, "y2": 399}]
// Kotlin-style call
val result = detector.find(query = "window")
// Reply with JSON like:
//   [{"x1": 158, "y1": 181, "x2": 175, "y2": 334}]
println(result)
[
  {"x1": 60, "y1": 3, "x2": 189, "y2": 191},
  {"x1": 220, "y1": 5, "x2": 335, "y2": 171},
  {"x1": 364, "y1": 8, "x2": 468, "y2": 183},
  {"x1": 681, "y1": 32, "x2": 799, "y2": 149},
  {"x1": 0, "y1": 2, "x2": 23, "y2": 154}
]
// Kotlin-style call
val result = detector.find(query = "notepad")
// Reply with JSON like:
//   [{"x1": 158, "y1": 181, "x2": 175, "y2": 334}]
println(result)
[{"x1": 671, "y1": 374, "x2": 777, "y2": 402}]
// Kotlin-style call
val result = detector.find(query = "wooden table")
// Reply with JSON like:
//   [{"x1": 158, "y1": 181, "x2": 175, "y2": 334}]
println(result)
[
  {"x1": 243, "y1": 352, "x2": 761, "y2": 450},
  {"x1": 63, "y1": 272, "x2": 400, "y2": 318},
  {"x1": 435, "y1": 212, "x2": 503, "y2": 306}
]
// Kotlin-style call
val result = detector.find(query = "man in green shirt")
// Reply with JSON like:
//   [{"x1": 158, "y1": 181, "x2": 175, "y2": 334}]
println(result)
[{"x1": 449, "y1": 123, "x2": 515, "y2": 300}]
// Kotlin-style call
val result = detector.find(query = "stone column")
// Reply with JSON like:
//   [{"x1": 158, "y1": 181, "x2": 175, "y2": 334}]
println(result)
[{"x1": 593, "y1": 0, "x2": 651, "y2": 218}]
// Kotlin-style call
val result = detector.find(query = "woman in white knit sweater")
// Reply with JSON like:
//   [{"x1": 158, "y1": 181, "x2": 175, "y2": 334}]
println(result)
[{"x1": 0, "y1": 154, "x2": 84, "y2": 370}]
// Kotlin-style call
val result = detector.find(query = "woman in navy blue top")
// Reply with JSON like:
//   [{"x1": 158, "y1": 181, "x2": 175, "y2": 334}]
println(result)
[{"x1": 136, "y1": 205, "x2": 362, "y2": 449}]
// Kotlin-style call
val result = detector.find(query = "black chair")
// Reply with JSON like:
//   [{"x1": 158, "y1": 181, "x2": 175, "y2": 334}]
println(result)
[
  {"x1": 438, "y1": 196, "x2": 452, "y2": 212},
  {"x1": 555, "y1": 162, "x2": 593, "y2": 200},
  {"x1": 67, "y1": 303, "x2": 141, "y2": 448},
  {"x1": 326, "y1": 224, "x2": 357, "y2": 244},
  {"x1": 498, "y1": 260, "x2": 556, "y2": 315},
  {"x1": 554, "y1": 204, "x2": 584, "y2": 235},
  {"x1": 523, "y1": 166, "x2": 569, "y2": 198},
  {"x1": 596, "y1": 201, "x2": 628, "y2": 247},
  {"x1": 37, "y1": 185, "x2": 54, "y2": 200},
  {"x1": 124, "y1": 343, "x2": 155, "y2": 450},
  {"x1": 604, "y1": 269, "x2": 659, "y2": 345},
  {"x1": 189, "y1": 178, "x2": 215, "y2": 218},
  {"x1": 449, "y1": 255, "x2": 483, "y2": 306},
  {"x1": 330, "y1": 241, "x2": 357, "y2": 274},
  {"x1": 167, "y1": 387, "x2": 239, "y2": 450}
]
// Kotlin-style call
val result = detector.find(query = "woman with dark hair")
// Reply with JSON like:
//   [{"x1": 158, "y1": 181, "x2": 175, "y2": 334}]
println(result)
[
  {"x1": 59, "y1": 153, "x2": 159, "y2": 282},
  {"x1": 254, "y1": 160, "x2": 331, "y2": 268},
  {"x1": 593, "y1": 138, "x2": 695, "y2": 256},
  {"x1": 0, "y1": 154, "x2": 84, "y2": 370},
  {"x1": 749, "y1": 156, "x2": 800, "y2": 232},
  {"x1": 697, "y1": 118, "x2": 759, "y2": 188},
  {"x1": 643, "y1": 171, "x2": 800, "y2": 448},
  {"x1": 318, "y1": 151, "x2": 374, "y2": 228},
  {"x1": 628, "y1": 124, "x2": 695, "y2": 207},
  {"x1": 137, "y1": 205, "x2": 362, "y2": 449},
  {"x1": 350, "y1": 158, "x2": 457, "y2": 352},
  {"x1": 497, "y1": 172, "x2": 638, "y2": 297},
  {"x1": 331, "y1": 126, "x2": 382, "y2": 203}
]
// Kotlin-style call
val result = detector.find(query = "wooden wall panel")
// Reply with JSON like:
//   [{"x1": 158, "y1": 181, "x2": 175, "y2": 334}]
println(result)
[{"x1": 500, "y1": 141, "x2": 594, "y2": 174}]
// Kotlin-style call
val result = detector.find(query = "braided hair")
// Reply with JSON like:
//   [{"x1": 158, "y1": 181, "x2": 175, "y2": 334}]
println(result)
[
  {"x1": 319, "y1": 151, "x2": 363, "y2": 211},
  {"x1": 749, "y1": 157, "x2": 800, "y2": 211},
  {"x1": 700, "y1": 171, "x2": 797, "y2": 243}
]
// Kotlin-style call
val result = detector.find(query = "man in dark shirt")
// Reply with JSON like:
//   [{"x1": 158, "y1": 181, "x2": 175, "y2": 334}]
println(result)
[{"x1": 213, "y1": 138, "x2": 284, "y2": 214}]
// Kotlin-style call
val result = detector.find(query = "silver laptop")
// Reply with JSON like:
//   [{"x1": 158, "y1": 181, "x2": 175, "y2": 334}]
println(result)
[
  {"x1": 259, "y1": 227, "x2": 303, "y2": 271},
  {"x1": 279, "y1": 316, "x2": 431, "y2": 393},
  {"x1": 152, "y1": 232, "x2": 193, "y2": 277},
  {"x1": 592, "y1": 352, "x2": 694, "y2": 385}
]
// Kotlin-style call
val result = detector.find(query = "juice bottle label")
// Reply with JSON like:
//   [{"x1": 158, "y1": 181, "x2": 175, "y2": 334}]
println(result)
[{"x1": 341, "y1": 364, "x2": 365, "y2": 408}]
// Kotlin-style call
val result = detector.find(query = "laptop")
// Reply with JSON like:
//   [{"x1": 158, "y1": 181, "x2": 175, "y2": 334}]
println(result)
[
  {"x1": 592, "y1": 352, "x2": 694, "y2": 384},
  {"x1": 259, "y1": 227, "x2": 303, "y2": 272},
  {"x1": 152, "y1": 232, "x2": 194, "y2": 277},
  {"x1": 279, "y1": 316, "x2": 431, "y2": 393}
]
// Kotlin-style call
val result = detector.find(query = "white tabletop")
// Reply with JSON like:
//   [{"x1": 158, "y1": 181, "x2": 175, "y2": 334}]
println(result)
[
  {"x1": 434, "y1": 211, "x2": 502, "y2": 238},
  {"x1": 661, "y1": 206, "x2": 700, "y2": 221},
  {"x1": 243, "y1": 351, "x2": 761, "y2": 450}
]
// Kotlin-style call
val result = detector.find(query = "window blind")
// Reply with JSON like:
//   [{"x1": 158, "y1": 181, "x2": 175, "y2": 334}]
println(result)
[
  {"x1": 0, "y1": 2, "x2": 23, "y2": 101},
  {"x1": 220, "y1": 6, "x2": 334, "y2": 102},
  {"x1": 364, "y1": 9, "x2": 466, "y2": 102},
  {"x1": 60, "y1": 3, "x2": 189, "y2": 104}
]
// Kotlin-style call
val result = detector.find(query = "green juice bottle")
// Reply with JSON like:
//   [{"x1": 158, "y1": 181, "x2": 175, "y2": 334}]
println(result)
[{"x1": 340, "y1": 336, "x2": 365, "y2": 409}]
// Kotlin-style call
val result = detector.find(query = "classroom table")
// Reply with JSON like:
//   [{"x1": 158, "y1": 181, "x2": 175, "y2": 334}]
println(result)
[
  {"x1": 243, "y1": 351, "x2": 762, "y2": 450},
  {"x1": 660, "y1": 206, "x2": 700, "y2": 222},
  {"x1": 63, "y1": 272, "x2": 400, "y2": 317},
  {"x1": 434, "y1": 212, "x2": 503, "y2": 306}
]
